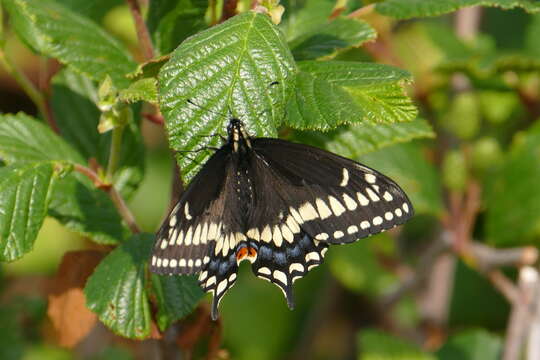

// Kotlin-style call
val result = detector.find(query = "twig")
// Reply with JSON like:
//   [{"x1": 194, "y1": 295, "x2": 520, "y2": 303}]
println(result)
[
  {"x1": 0, "y1": 48, "x2": 60, "y2": 133},
  {"x1": 126, "y1": 0, "x2": 155, "y2": 60},
  {"x1": 454, "y1": 6, "x2": 482, "y2": 41},
  {"x1": 74, "y1": 164, "x2": 141, "y2": 234},
  {"x1": 142, "y1": 112, "x2": 164, "y2": 125},
  {"x1": 487, "y1": 270, "x2": 520, "y2": 304},
  {"x1": 527, "y1": 271, "x2": 540, "y2": 360},
  {"x1": 220, "y1": 0, "x2": 238, "y2": 22},
  {"x1": 503, "y1": 267, "x2": 540, "y2": 360},
  {"x1": 106, "y1": 125, "x2": 124, "y2": 181}
]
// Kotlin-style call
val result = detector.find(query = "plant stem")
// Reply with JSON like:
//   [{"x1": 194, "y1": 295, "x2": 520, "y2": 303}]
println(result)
[
  {"x1": 74, "y1": 164, "x2": 141, "y2": 234},
  {"x1": 106, "y1": 125, "x2": 125, "y2": 181},
  {"x1": 347, "y1": 3, "x2": 375, "y2": 18},
  {"x1": 126, "y1": 0, "x2": 155, "y2": 60},
  {"x1": 0, "y1": 48, "x2": 60, "y2": 133}
]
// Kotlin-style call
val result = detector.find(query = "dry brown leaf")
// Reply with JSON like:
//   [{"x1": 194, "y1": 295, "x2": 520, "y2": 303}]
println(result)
[{"x1": 47, "y1": 250, "x2": 104, "y2": 348}]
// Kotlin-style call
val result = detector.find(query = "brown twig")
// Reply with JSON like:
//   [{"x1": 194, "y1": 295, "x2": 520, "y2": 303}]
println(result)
[
  {"x1": 487, "y1": 270, "x2": 520, "y2": 304},
  {"x1": 126, "y1": 0, "x2": 155, "y2": 60},
  {"x1": 73, "y1": 164, "x2": 141, "y2": 234},
  {"x1": 220, "y1": 0, "x2": 238, "y2": 23}
]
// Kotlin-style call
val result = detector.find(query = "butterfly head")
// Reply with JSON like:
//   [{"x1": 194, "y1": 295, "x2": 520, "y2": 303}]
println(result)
[{"x1": 227, "y1": 118, "x2": 252, "y2": 152}]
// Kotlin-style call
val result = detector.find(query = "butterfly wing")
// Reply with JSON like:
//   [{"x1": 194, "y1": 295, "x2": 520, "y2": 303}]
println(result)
[{"x1": 252, "y1": 138, "x2": 413, "y2": 244}]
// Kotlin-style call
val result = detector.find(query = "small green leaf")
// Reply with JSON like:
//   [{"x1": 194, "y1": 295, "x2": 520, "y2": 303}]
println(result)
[
  {"x1": 283, "y1": 0, "x2": 375, "y2": 60},
  {"x1": 127, "y1": 55, "x2": 170, "y2": 80},
  {"x1": 0, "y1": 162, "x2": 57, "y2": 261},
  {"x1": 486, "y1": 121, "x2": 540, "y2": 247},
  {"x1": 159, "y1": 11, "x2": 296, "y2": 181},
  {"x1": 48, "y1": 175, "x2": 129, "y2": 245},
  {"x1": 290, "y1": 18, "x2": 376, "y2": 60},
  {"x1": 119, "y1": 78, "x2": 158, "y2": 105},
  {"x1": 146, "y1": 0, "x2": 208, "y2": 55},
  {"x1": 437, "y1": 329, "x2": 502, "y2": 360},
  {"x1": 0, "y1": 113, "x2": 84, "y2": 164},
  {"x1": 297, "y1": 118, "x2": 435, "y2": 158},
  {"x1": 358, "y1": 329, "x2": 436, "y2": 360},
  {"x1": 286, "y1": 61, "x2": 417, "y2": 130},
  {"x1": 3, "y1": 0, "x2": 136, "y2": 87},
  {"x1": 85, "y1": 233, "x2": 154, "y2": 339},
  {"x1": 376, "y1": 0, "x2": 540, "y2": 20},
  {"x1": 150, "y1": 274, "x2": 204, "y2": 331},
  {"x1": 360, "y1": 142, "x2": 444, "y2": 216}
]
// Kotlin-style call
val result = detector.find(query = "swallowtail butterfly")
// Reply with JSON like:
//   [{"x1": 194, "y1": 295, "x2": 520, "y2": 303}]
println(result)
[{"x1": 150, "y1": 118, "x2": 413, "y2": 320}]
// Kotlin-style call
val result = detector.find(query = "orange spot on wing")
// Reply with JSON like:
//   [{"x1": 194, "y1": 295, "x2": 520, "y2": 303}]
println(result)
[
  {"x1": 248, "y1": 247, "x2": 257, "y2": 258},
  {"x1": 236, "y1": 247, "x2": 248, "y2": 261}
]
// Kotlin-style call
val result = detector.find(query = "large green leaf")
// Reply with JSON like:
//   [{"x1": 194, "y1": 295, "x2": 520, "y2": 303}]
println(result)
[
  {"x1": 85, "y1": 233, "x2": 154, "y2": 339},
  {"x1": 150, "y1": 274, "x2": 204, "y2": 331},
  {"x1": 297, "y1": 118, "x2": 435, "y2": 158},
  {"x1": 146, "y1": 0, "x2": 208, "y2": 55},
  {"x1": 286, "y1": 61, "x2": 417, "y2": 131},
  {"x1": 358, "y1": 329, "x2": 436, "y2": 360},
  {"x1": 0, "y1": 113, "x2": 84, "y2": 164},
  {"x1": 159, "y1": 11, "x2": 296, "y2": 181},
  {"x1": 3, "y1": 0, "x2": 136, "y2": 87},
  {"x1": 51, "y1": 70, "x2": 145, "y2": 199},
  {"x1": 376, "y1": 0, "x2": 540, "y2": 20},
  {"x1": 437, "y1": 329, "x2": 502, "y2": 360},
  {"x1": 48, "y1": 175, "x2": 129, "y2": 245},
  {"x1": 360, "y1": 142, "x2": 444, "y2": 216},
  {"x1": 486, "y1": 121, "x2": 540, "y2": 247},
  {"x1": 0, "y1": 162, "x2": 57, "y2": 261}
]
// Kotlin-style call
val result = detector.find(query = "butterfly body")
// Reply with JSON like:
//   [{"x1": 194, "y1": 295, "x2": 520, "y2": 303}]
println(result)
[{"x1": 150, "y1": 118, "x2": 413, "y2": 320}]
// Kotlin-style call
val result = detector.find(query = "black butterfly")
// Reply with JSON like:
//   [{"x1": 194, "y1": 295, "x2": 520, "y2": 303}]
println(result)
[{"x1": 150, "y1": 118, "x2": 413, "y2": 320}]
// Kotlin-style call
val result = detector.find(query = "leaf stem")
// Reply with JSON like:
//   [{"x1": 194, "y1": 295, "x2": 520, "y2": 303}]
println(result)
[
  {"x1": 0, "y1": 48, "x2": 60, "y2": 133},
  {"x1": 347, "y1": 3, "x2": 375, "y2": 18},
  {"x1": 126, "y1": 0, "x2": 155, "y2": 60},
  {"x1": 106, "y1": 125, "x2": 125, "y2": 181},
  {"x1": 74, "y1": 164, "x2": 141, "y2": 234}
]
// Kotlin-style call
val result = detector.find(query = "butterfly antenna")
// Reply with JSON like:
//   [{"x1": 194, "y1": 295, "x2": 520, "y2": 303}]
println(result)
[{"x1": 186, "y1": 99, "x2": 228, "y2": 118}]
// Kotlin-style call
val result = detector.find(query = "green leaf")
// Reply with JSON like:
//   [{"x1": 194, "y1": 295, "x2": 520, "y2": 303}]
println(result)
[
  {"x1": 48, "y1": 175, "x2": 129, "y2": 245},
  {"x1": 329, "y1": 234, "x2": 397, "y2": 294},
  {"x1": 486, "y1": 121, "x2": 540, "y2": 247},
  {"x1": 85, "y1": 233, "x2": 154, "y2": 339},
  {"x1": 159, "y1": 11, "x2": 296, "y2": 181},
  {"x1": 283, "y1": 0, "x2": 375, "y2": 60},
  {"x1": 376, "y1": 0, "x2": 540, "y2": 20},
  {"x1": 3, "y1": 0, "x2": 136, "y2": 87},
  {"x1": 51, "y1": 70, "x2": 145, "y2": 199},
  {"x1": 0, "y1": 113, "x2": 84, "y2": 164},
  {"x1": 127, "y1": 54, "x2": 170, "y2": 81},
  {"x1": 0, "y1": 162, "x2": 57, "y2": 261},
  {"x1": 358, "y1": 329, "x2": 436, "y2": 360},
  {"x1": 150, "y1": 274, "x2": 204, "y2": 331},
  {"x1": 146, "y1": 0, "x2": 208, "y2": 55},
  {"x1": 437, "y1": 329, "x2": 502, "y2": 360},
  {"x1": 287, "y1": 61, "x2": 417, "y2": 131},
  {"x1": 297, "y1": 118, "x2": 435, "y2": 158},
  {"x1": 360, "y1": 142, "x2": 444, "y2": 216},
  {"x1": 119, "y1": 78, "x2": 158, "y2": 105}
]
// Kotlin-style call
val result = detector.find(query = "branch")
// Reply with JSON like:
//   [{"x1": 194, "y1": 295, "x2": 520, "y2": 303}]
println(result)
[
  {"x1": 73, "y1": 164, "x2": 141, "y2": 234},
  {"x1": 126, "y1": 0, "x2": 155, "y2": 60}
]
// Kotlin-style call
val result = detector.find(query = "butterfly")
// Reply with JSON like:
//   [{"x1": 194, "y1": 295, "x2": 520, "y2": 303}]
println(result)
[{"x1": 150, "y1": 118, "x2": 414, "y2": 320}]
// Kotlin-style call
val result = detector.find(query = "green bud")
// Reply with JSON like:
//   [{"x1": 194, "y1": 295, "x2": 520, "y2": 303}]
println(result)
[
  {"x1": 442, "y1": 92, "x2": 480, "y2": 140},
  {"x1": 442, "y1": 150, "x2": 468, "y2": 192},
  {"x1": 98, "y1": 75, "x2": 117, "y2": 112},
  {"x1": 471, "y1": 137, "x2": 503, "y2": 174}
]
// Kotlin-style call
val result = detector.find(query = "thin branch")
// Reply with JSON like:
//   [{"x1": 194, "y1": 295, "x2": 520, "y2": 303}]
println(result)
[
  {"x1": 0, "y1": 48, "x2": 60, "y2": 133},
  {"x1": 126, "y1": 0, "x2": 155, "y2": 60},
  {"x1": 106, "y1": 125, "x2": 124, "y2": 181},
  {"x1": 487, "y1": 270, "x2": 520, "y2": 304},
  {"x1": 220, "y1": 0, "x2": 238, "y2": 22},
  {"x1": 74, "y1": 164, "x2": 141, "y2": 234},
  {"x1": 503, "y1": 267, "x2": 540, "y2": 360}
]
